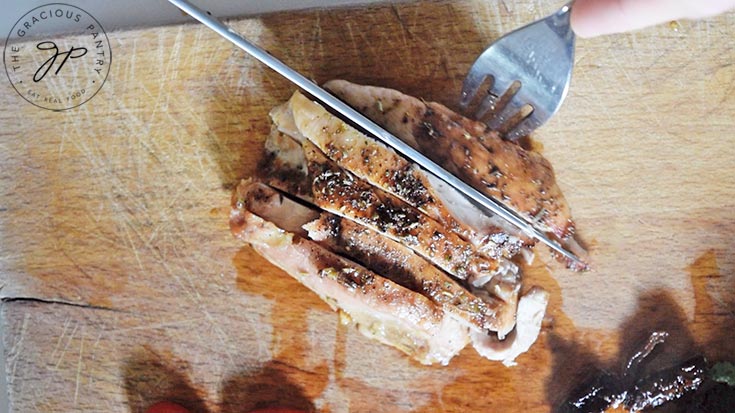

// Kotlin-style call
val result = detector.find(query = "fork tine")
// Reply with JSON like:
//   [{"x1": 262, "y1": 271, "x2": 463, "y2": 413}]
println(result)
[
  {"x1": 474, "y1": 88, "x2": 499, "y2": 120},
  {"x1": 485, "y1": 93, "x2": 523, "y2": 131},
  {"x1": 505, "y1": 111, "x2": 542, "y2": 141},
  {"x1": 479, "y1": 79, "x2": 519, "y2": 121},
  {"x1": 459, "y1": 70, "x2": 488, "y2": 109}
]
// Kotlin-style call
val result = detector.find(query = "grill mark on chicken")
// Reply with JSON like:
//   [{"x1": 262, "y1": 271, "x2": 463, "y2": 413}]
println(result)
[
  {"x1": 305, "y1": 213, "x2": 515, "y2": 333},
  {"x1": 302, "y1": 139, "x2": 501, "y2": 282},
  {"x1": 230, "y1": 179, "x2": 469, "y2": 365},
  {"x1": 323, "y1": 79, "x2": 577, "y2": 243}
]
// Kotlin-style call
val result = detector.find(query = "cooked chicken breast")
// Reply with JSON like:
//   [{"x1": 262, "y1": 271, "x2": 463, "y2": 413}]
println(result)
[
  {"x1": 289, "y1": 91, "x2": 466, "y2": 236},
  {"x1": 470, "y1": 287, "x2": 549, "y2": 366},
  {"x1": 269, "y1": 101, "x2": 305, "y2": 143},
  {"x1": 231, "y1": 179, "x2": 469, "y2": 365},
  {"x1": 230, "y1": 82, "x2": 571, "y2": 366},
  {"x1": 257, "y1": 130, "x2": 522, "y2": 338},
  {"x1": 302, "y1": 139, "x2": 503, "y2": 284},
  {"x1": 304, "y1": 213, "x2": 516, "y2": 334},
  {"x1": 287, "y1": 91, "x2": 525, "y2": 260},
  {"x1": 238, "y1": 178, "x2": 512, "y2": 334},
  {"x1": 323, "y1": 79, "x2": 575, "y2": 241}
]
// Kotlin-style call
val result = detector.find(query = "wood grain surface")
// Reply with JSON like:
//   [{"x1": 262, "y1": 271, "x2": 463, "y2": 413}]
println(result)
[{"x1": 1, "y1": 1, "x2": 734, "y2": 412}]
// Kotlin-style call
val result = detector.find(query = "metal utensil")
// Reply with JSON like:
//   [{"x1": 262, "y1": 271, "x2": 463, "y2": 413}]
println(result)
[
  {"x1": 460, "y1": 3, "x2": 575, "y2": 141},
  {"x1": 167, "y1": 0, "x2": 586, "y2": 268}
]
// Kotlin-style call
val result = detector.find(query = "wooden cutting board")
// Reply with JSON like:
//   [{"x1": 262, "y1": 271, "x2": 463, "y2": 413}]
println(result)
[{"x1": 1, "y1": 1, "x2": 734, "y2": 412}]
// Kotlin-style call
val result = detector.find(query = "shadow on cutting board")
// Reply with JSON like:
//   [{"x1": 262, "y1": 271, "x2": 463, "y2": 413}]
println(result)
[
  {"x1": 123, "y1": 346, "x2": 315, "y2": 413},
  {"x1": 547, "y1": 249, "x2": 735, "y2": 412},
  {"x1": 202, "y1": 0, "x2": 504, "y2": 190},
  {"x1": 220, "y1": 362, "x2": 316, "y2": 412},
  {"x1": 123, "y1": 346, "x2": 208, "y2": 413}
]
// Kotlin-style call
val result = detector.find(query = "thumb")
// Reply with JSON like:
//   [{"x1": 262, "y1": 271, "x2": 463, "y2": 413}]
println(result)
[{"x1": 571, "y1": 0, "x2": 735, "y2": 38}]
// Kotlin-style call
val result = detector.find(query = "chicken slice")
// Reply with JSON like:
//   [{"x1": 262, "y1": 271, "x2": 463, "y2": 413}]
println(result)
[
  {"x1": 470, "y1": 287, "x2": 549, "y2": 366},
  {"x1": 323, "y1": 79, "x2": 576, "y2": 242},
  {"x1": 257, "y1": 130, "x2": 522, "y2": 337},
  {"x1": 302, "y1": 140, "x2": 523, "y2": 336},
  {"x1": 259, "y1": 127, "x2": 312, "y2": 200},
  {"x1": 288, "y1": 92, "x2": 465, "y2": 236},
  {"x1": 231, "y1": 180, "x2": 318, "y2": 236},
  {"x1": 231, "y1": 179, "x2": 469, "y2": 365},
  {"x1": 239, "y1": 177, "x2": 512, "y2": 334},
  {"x1": 301, "y1": 139, "x2": 500, "y2": 282},
  {"x1": 286, "y1": 91, "x2": 526, "y2": 260},
  {"x1": 304, "y1": 213, "x2": 516, "y2": 334},
  {"x1": 423, "y1": 172, "x2": 526, "y2": 260},
  {"x1": 259, "y1": 129, "x2": 522, "y2": 336},
  {"x1": 269, "y1": 102, "x2": 305, "y2": 143}
]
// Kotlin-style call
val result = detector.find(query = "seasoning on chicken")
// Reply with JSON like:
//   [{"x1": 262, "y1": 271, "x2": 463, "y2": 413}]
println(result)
[
  {"x1": 304, "y1": 213, "x2": 516, "y2": 334},
  {"x1": 259, "y1": 127, "x2": 312, "y2": 200},
  {"x1": 287, "y1": 90, "x2": 526, "y2": 260},
  {"x1": 323, "y1": 80, "x2": 579, "y2": 246},
  {"x1": 231, "y1": 179, "x2": 469, "y2": 365},
  {"x1": 302, "y1": 138, "x2": 501, "y2": 284}
]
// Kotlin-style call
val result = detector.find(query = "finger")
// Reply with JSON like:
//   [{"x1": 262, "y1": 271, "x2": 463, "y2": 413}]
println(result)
[{"x1": 571, "y1": 0, "x2": 735, "y2": 38}]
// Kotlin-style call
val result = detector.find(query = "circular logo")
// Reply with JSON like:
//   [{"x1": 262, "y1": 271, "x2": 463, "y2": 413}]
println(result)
[{"x1": 3, "y1": 3, "x2": 111, "y2": 111}]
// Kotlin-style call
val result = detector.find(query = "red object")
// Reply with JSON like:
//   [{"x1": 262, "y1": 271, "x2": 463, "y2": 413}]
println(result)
[{"x1": 144, "y1": 401, "x2": 191, "y2": 413}]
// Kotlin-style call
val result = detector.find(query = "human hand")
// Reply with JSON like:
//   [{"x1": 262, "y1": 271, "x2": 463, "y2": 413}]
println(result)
[{"x1": 570, "y1": 0, "x2": 735, "y2": 37}]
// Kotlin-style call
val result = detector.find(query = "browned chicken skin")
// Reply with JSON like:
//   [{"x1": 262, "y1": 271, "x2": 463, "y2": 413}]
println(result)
[
  {"x1": 305, "y1": 213, "x2": 515, "y2": 333},
  {"x1": 323, "y1": 79, "x2": 575, "y2": 241},
  {"x1": 288, "y1": 91, "x2": 527, "y2": 259},
  {"x1": 302, "y1": 139, "x2": 500, "y2": 283}
]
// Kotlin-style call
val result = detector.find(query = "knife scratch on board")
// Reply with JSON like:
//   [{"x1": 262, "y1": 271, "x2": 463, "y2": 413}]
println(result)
[
  {"x1": 8, "y1": 313, "x2": 30, "y2": 382},
  {"x1": 88, "y1": 330, "x2": 104, "y2": 388},
  {"x1": 110, "y1": 317, "x2": 206, "y2": 333},
  {"x1": 73, "y1": 328, "x2": 85, "y2": 404},
  {"x1": 55, "y1": 320, "x2": 78, "y2": 369},
  {"x1": 344, "y1": 22, "x2": 362, "y2": 67},
  {"x1": 390, "y1": 4, "x2": 411, "y2": 47},
  {"x1": 314, "y1": 10, "x2": 325, "y2": 58},
  {"x1": 50, "y1": 317, "x2": 72, "y2": 362}
]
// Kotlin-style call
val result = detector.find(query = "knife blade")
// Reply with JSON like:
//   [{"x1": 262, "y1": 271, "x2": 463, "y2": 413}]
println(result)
[{"x1": 167, "y1": 0, "x2": 587, "y2": 269}]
